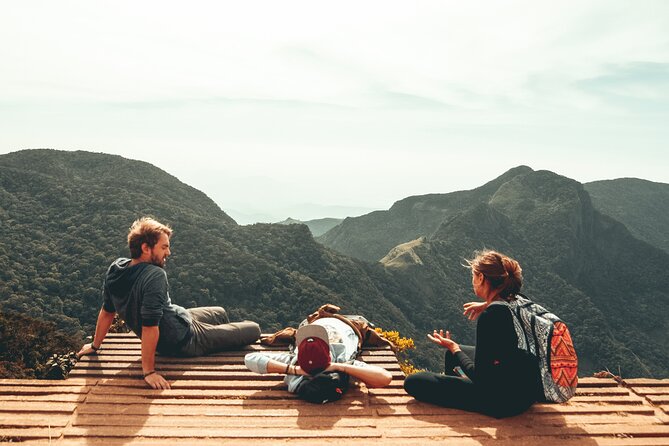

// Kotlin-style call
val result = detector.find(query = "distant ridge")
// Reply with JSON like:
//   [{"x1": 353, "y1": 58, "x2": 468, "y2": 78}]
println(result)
[
  {"x1": 318, "y1": 166, "x2": 669, "y2": 378},
  {"x1": 0, "y1": 149, "x2": 236, "y2": 225},
  {"x1": 585, "y1": 178, "x2": 669, "y2": 254},
  {"x1": 317, "y1": 165, "x2": 534, "y2": 262},
  {"x1": 1, "y1": 151, "x2": 667, "y2": 377},
  {"x1": 276, "y1": 217, "x2": 343, "y2": 237}
]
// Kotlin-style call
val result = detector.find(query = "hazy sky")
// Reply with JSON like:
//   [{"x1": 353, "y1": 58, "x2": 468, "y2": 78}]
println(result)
[{"x1": 1, "y1": 1, "x2": 668, "y2": 224}]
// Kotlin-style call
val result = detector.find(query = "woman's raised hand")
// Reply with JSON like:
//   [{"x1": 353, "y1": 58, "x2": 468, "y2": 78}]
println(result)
[
  {"x1": 463, "y1": 301, "x2": 489, "y2": 320},
  {"x1": 427, "y1": 329, "x2": 461, "y2": 353}
]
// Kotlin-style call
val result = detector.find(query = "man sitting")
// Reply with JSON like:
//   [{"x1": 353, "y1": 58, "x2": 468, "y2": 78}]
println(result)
[{"x1": 77, "y1": 217, "x2": 261, "y2": 389}]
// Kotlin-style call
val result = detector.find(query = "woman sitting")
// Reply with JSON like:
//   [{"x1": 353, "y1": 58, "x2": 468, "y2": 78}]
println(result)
[{"x1": 403, "y1": 250, "x2": 545, "y2": 418}]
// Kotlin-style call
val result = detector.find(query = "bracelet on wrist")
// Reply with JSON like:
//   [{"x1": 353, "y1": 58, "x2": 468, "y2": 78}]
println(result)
[
  {"x1": 143, "y1": 370, "x2": 156, "y2": 378},
  {"x1": 284, "y1": 363, "x2": 290, "y2": 374},
  {"x1": 91, "y1": 344, "x2": 99, "y2": 352}
]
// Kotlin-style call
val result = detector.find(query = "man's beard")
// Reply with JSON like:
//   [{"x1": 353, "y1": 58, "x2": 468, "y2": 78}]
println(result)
[{"x1": 151, "y1": 253, "x2": 166, "y2": 268}]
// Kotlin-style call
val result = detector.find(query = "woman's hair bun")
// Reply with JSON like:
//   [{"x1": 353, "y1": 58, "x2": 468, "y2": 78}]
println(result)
[
  {"x1": 467, "y1": 250, "x2": 523, "y2": 300},
  {"x1": 501, "y1": 256, "x2": 522, "y2": 297}
]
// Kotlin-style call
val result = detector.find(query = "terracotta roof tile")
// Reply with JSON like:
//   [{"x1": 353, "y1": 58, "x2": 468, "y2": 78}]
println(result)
[{"x1": 1, "y1": 332, "x2": 668, "y2": 445}]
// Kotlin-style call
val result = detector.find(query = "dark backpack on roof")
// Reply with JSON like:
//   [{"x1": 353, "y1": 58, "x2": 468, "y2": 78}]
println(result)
[{"x1": 296, "y1": 371, "x2": 350, "y2": 404}]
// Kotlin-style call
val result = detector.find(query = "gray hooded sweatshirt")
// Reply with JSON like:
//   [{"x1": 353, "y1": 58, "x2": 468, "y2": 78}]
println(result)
[{"x1": 102, "y1": 258, "x2": 193, "y2": 354}]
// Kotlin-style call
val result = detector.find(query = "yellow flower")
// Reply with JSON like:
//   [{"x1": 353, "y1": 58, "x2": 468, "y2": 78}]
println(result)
[{"x1": 374, "y1": 327, "x2": 423, "y2": 376}]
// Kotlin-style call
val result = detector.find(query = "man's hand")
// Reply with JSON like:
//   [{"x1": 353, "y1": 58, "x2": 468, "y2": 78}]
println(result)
[
  {"x1": 427, "y1": 329, "x2": 461, "y2": 353},
  {"x1": 326, "y1": 362, "x2": 393, "y2": 388},
  {"x1": 463, "y1": 301, "x2": 489, "y2": 321},
  {"x1": 144, "y1": 372, "x2": 171, "y2": 389},
  {"x1": 140, "y1": 326, "x2": 161, "y2": 388},
  {"x1": 76, "y1": 342, "x2": 98, "y2": 358},
  {"x1": 78, "y1": 308, "x2": 115, "y2": 358},
  {"x1": 291, "y1": 365, "x2": 309, "y2": 376},
  {"x1": 325, "y1": 363, "x2": 341, "y2": 373}
]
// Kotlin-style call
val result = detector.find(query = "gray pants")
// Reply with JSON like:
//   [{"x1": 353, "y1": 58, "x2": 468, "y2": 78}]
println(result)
[{"x1": 179, "y1": 306, "x2": 261, "y2": 357}]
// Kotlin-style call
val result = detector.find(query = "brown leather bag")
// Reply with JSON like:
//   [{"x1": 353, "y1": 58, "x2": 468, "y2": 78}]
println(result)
[{"x1": 260, "y1": 303, "x2": 397, "y2": 352}]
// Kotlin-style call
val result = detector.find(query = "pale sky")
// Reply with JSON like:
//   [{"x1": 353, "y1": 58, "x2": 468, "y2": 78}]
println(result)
[{"x1": 1, "y1": 1, "x2": 668, "y2": 224}]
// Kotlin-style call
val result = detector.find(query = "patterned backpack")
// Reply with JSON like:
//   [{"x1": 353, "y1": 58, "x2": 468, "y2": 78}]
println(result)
[{"x1": 492, "y1": 295, "x2": 578, "y2": 403}]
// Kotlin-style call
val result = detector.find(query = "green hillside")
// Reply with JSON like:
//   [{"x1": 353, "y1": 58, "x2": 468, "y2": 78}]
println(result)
[
  {"x1": 0, "y1": 149, "x2": 426, "y2": 372},
  {"x1": 427, "y1": 171, "x2": 669, "y2": 377},
  {"x1": 1, "y1": 151, "x2": 667, "y2": 378},
  {"x1": 276, "y1": 217, "x2": 343, "y2": 237},
  {"x1": 321, "y1": 168, "x2": 669, "y2": 378},
  {"x1": 317, "y1": 166, "x2": 534, "y2": 262},
  {"x1": 585, "y1": 178, "x2": 669, "y2": 254}
]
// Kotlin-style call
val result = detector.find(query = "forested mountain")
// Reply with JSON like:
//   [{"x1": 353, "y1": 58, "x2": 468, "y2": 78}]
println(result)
[
  {"x1": 0, "y1": 149, "x2": 425, "y2": 371},
  {"x1": 0, "y1": 311, "x2": 80, "y2": 378},
  {"x1": 317, "y1": 166, "x2": 534, "y2": 262},
  {"x1": 585, "y1": 178, "x2": 669, "y2": 254},
  {"x1": 320, "y1": 167, "x2": 669, "y2": 378},
  {"x1": 276, "y1": 217, "x2": 343, "y2": 237},
  {"x1": 0, "y1": 149, "x2": 233, "y2": 333},
  {"x1": 1, "y1": 150, "x2": 667, "y2": 378}
]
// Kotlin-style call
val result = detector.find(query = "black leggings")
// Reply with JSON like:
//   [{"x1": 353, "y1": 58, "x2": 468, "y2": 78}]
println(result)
[
  {"x1": 403, "y1": 346, "x2": 533, "y2": 418},
  {"x1": 444, "y1": 344, "x2": 475, "y2": 377}
]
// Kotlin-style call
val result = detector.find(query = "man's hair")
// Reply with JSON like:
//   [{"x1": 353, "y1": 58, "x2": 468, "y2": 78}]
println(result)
[{"x1": 127, "y1": 217, "x2": 173, "y2": 259}]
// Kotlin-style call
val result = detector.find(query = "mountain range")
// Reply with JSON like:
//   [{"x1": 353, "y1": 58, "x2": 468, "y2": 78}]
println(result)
[
  {"x1": 1, "y1": 150, "x2": 667, "y2": 378},
  {"x1": 276, "y1": 217, "x2": 343, "y2": 237},
  {"x1": 0, "y1": 149, "x2": 424, "y2": 370},
  {"x1": 584, "y1": 178, "x2": 669, "y2": 254},
  {"x1": 317, "y1": 166, "x2": 669, "y2": 377}
]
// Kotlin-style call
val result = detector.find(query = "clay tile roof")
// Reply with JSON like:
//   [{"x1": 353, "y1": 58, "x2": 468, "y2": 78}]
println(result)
[{"x1": 1, "y1": 332, "x2": 669, "y2": 445}]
